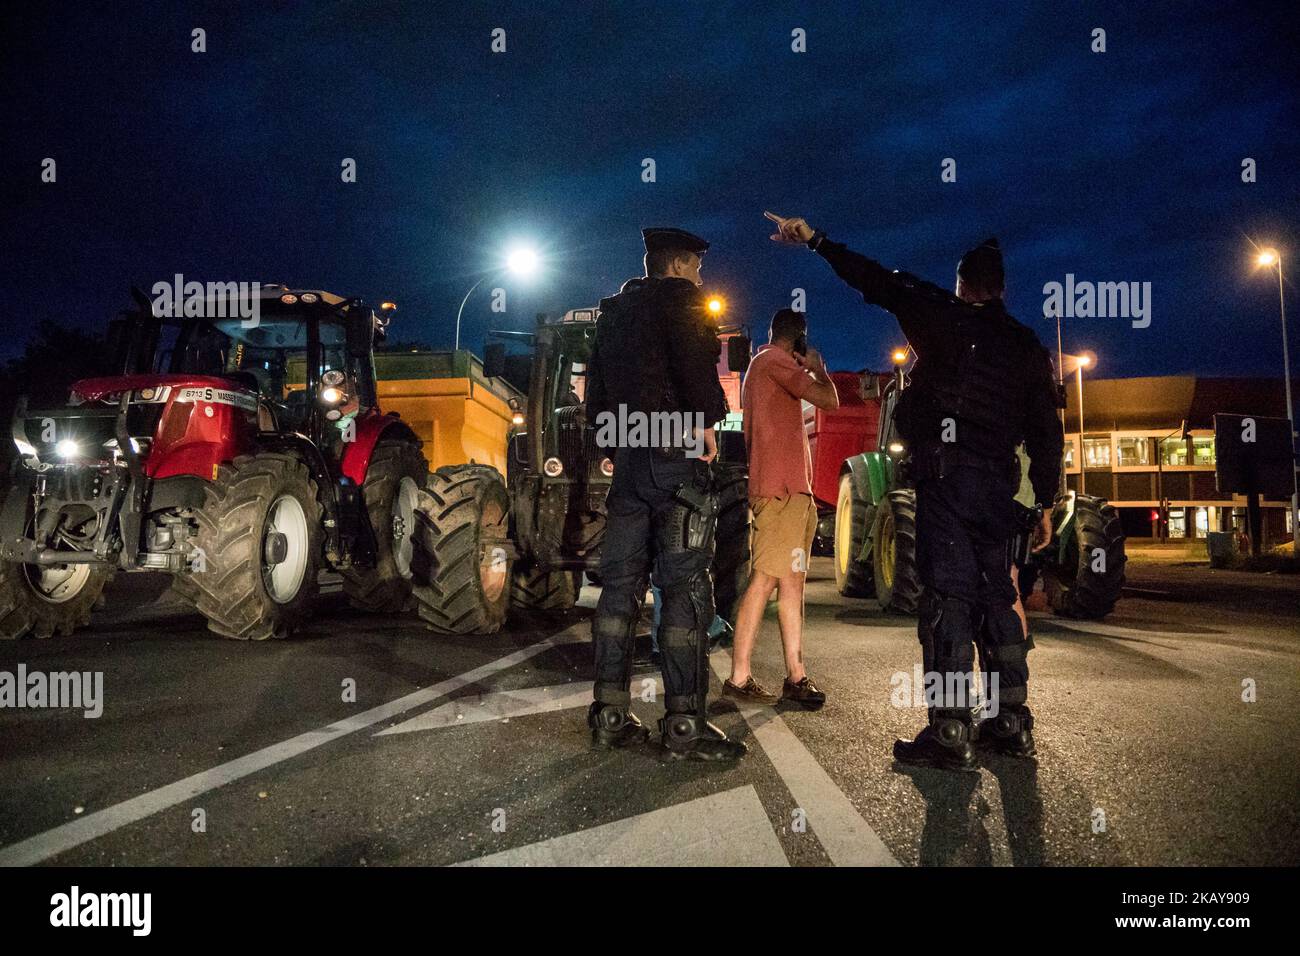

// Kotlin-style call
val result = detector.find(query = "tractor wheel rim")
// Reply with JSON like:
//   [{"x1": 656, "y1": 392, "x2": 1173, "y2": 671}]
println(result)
[
  {"x1": 23, "y1": 562, "x2": 91, "y2": 604},
  {"x1": 479, "y1": 500, "x2": 507, "y2": 603},
  {"x1": 264, "y1": 494, "x2": 309, "y2": 604},
  {"x1": 880, "y1": 509, "x2": 896, "y2": 588},
  {"x1": 834, "y1": 488, "x2": 852, "y2": 576},
  {"x1": 392, "y1": 476, "x2": 419, "y2": 579}
]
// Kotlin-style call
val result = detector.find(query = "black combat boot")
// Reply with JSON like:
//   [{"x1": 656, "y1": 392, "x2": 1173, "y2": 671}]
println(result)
[
  {"x1": 978, "y1": 704, "x2": 1036, "y2": 758},
  {"x1": 587, "y1": 702, "x2": 650, "y2": 749},
  {"x1": 893, "y1": 710, "x2": 978, "y2": 772},
  {"x1": 659, "y1": 712, "x2": 747, "y2": 762}
]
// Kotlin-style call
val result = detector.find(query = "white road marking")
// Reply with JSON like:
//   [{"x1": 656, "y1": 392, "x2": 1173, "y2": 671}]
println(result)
[
  {"x1": 456, "y1": 785, "x2": 787, "y2": 867},
  {"x1": 0, "y1": 625, "x2": 588, "y2": 868},
  {"x1": 377, "y1": 676, "x2": 664, "y2": 736},
  {"x1": 709, "y1": 655, "x2": 900, "y2": 866}
]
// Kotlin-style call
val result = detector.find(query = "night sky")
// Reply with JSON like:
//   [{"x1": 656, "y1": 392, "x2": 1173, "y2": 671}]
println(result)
[{"x1": 3, "y1": 1, "x2": 1297, "y2": 379}]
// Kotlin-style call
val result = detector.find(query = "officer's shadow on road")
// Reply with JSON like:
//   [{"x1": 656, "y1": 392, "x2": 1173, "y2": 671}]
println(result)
[{"x1": 894, "y1": 755, "x2": 1044, "y2": 866}]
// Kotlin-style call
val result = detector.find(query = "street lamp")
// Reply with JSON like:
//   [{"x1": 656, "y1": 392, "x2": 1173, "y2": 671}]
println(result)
[
  {"x1": 454, "y1": 245, "x2": 542, "y2": 352},
  {"x1": 1254, "y1": 246, "x2": 1298, "y2": 554},
  {"x1": 1062, "y1": 351, "x2": 1094, "y2": 494}
]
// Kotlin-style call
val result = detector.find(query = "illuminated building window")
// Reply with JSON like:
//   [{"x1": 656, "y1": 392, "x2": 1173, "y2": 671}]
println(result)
[
  {"x1": 1192, "y1": 436, "x2": 1215, "y2": 465},
  {"x1": 1082, "y1": 438, "x2": 1111, "y2": 468},
  {"x1": 1160, "y1": 436, "x2": 1190, "y2": 466},
  {"x1": 1116, "y1": 436, "x2": 1150, "y2": 467}
]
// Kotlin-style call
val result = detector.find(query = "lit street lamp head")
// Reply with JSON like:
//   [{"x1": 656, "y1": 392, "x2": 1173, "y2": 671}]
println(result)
[
  {"x1": 1256, "y1": 248, "x2": 1279, "y2": 268},
  {"x1": 506, "y1": 246, "x2": 540, "y2": 278}
]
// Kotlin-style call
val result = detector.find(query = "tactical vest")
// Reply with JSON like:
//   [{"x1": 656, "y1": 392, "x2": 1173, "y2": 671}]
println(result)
[
  {"x1": 595, "y1": 278, "x2": 687, "y2": 418},
  {"x1": 896, "y1": 305, "x2": 1044, "y2": 458}
]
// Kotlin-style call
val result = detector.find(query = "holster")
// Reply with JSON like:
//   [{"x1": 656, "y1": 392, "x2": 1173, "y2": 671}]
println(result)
[
  {"x1": 660, "y1": 463, "x2": 719, "y2": 554},
  {"x1": 1009, "y1": 501, "x2": 1043, "y2": 567}
]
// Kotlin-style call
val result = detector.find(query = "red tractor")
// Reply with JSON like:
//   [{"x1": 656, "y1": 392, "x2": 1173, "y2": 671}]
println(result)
[{"x1": 0, "y1": 286, "x2": 457, "y2": 640}]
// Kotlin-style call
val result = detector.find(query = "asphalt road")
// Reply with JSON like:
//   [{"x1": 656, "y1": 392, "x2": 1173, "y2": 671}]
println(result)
[{"x1": 1, "y1": 558, "x2": 1296, "y2": 867}]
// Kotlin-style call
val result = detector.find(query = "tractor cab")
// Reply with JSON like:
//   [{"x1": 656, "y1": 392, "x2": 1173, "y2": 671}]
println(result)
[
  {"x1": 485, "y1": 309, "x2": 608, "y2": 583},
  {"x1": 101, "y1": 285, "x2": 388, "y2": 454}
]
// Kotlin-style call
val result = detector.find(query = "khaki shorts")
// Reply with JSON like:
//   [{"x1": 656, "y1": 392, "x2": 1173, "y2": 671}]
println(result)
[{"x1": 750, "y1": 493, "x2": 817, "y2": 578}]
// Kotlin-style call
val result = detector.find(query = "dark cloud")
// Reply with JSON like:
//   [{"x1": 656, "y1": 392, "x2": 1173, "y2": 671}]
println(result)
[{"x1": 2, "y1": 1, "x2": 1295, "y2": 378}]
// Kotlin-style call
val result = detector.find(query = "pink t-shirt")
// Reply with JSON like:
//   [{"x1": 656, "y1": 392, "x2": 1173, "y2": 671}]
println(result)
[{"x1": 741, "y1": 345, "x2": 814, "y2": 498}]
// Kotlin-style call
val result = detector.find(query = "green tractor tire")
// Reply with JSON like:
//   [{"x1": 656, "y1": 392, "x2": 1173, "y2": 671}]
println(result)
[
  {"x1": 873, "y1": 488, "x2": 922, "y2": 614},
  {"x1": 1043, "y1": 494, "x2": 1126, "y2": 620}
]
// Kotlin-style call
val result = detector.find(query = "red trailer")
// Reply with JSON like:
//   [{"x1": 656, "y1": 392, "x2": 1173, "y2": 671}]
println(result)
[{"x1": 804, "y1": 371, "x2": 885, "y2": 547}]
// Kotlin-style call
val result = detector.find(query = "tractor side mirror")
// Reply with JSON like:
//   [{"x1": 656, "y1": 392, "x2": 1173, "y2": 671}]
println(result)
[
  {"x1": 347, "y1": 312, "x2": 373, "y2": 356},
  {"x1": 860, "y1": 373, "x2": 881, "y2": 401},
  {"x1": 727, "y1": 334, "x2": 751, "y2": 374},
  {"x1": 483, "y1": 342, "x2": 507, "y2": 378}
]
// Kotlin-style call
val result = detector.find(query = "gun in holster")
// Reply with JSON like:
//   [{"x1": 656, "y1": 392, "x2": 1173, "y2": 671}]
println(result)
[
  {"x1": 670, "y1": 462, "x2": 719, "y2": 553},
  {"x1": 1008, "y1": 501, "x2": 1044, "y2": 568}
]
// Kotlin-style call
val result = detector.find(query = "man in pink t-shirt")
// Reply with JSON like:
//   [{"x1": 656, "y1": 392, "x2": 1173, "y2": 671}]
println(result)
[{"x1": 726, "y1": 309, "x2": 839, "y2": 708}]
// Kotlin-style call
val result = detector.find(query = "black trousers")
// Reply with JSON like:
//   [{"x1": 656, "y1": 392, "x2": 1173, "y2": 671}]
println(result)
[
  {"x1": 914, "y1": 458, "x2": 1030, "y2": 712},
  {"x1": 592, "y1": 446, "x2": 714, "y2": 715}
]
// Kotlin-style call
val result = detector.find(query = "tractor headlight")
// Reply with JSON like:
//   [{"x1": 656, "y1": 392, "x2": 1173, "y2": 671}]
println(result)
[
  {"x1": 55, "y1": 439, "x2": 80, "y2": 459},
  {"x1": 599, "y1": 457, "x2": 614, "y2": 477},
  {"x1": 320, "y1": 387, "x2": 345, "y2": 405},
  {"x1": 322, "y1": 369, "x2": 345, "y2": 386},
  {"x1": 543, "y1": 457, "x2": 564, "y2": 477},
  {"x1": 887, "y1": 441, "x2": 906, "y2": 458}
]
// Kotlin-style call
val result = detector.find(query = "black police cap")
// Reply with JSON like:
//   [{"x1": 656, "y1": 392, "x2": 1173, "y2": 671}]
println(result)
[
  {"x1": 957, "y1": 236, "x2": 1004, "y2": 286},
  {"x1": 642, "y1": 227, "x2": 710, "y2": 255}
]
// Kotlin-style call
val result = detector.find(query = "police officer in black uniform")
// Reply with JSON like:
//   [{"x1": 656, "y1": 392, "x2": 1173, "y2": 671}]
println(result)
[
  {"x1": 766, "y1": 211, "x2": 1063, "y2": 770},
  {"x1": 585, "y1": 227, "x2": 746, "y2": 762}
]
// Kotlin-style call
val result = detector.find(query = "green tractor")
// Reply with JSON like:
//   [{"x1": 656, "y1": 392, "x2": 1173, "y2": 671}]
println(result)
[
  {"x1": 834, "y1": 358, "x2": 1126, "y2": 619},
  {"x1": 484, "y1": 309, "x2": 750, "y2": 624}
]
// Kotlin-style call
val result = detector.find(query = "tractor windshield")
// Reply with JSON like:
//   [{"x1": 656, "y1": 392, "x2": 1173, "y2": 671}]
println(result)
[{"x1": 169, "y1": 316, "x2": 348, "y2": 400}]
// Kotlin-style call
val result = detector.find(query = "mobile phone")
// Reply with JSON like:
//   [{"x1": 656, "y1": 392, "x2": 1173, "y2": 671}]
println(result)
[{"x1": 793, "y1": 332, "x2": 808, "y2": 356}]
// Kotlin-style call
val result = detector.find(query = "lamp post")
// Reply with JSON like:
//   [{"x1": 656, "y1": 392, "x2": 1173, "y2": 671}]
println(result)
[
  {"x1": 1076, "y1": 353, "x2": 1092, "y2": 495},
  {"x1": 1255, "y1": 248, "x2": 1298, "y2": 555},
  {"x1": 1060, "y1": 350, "x2": 1093, "y2": 495},
  {"x1": 454, "y1": 246, "x2": 541, "y2": 353}
]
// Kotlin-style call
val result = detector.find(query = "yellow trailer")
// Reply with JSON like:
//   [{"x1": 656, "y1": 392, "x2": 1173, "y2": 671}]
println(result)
[{"x1": 372, "y1": 350, "x2": 521, "y2": 476}]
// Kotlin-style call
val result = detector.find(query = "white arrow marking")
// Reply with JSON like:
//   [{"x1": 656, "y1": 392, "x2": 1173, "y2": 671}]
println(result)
[{"x1": 455, "y1": 785, "x2": 787, "y2": 867}]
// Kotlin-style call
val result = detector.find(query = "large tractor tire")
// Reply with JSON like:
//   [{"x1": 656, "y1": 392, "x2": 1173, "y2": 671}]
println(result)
[
  {"x1": 510, "y1": 563, "x2": 580, "y2": 614},
  {"x1": 190, "y1": 454, "x2": 323, "y2": 640},
  {"x1": 340, "y1": 439, "x2": 428, "y2": 613},
  {"x1": 1044, "y1": 494, "x2": 1126, "y2": 620},
  {"x1": 412, "y1": 465, "x2": 513, "y2": 634},
  {"x1": 833, "y1": 472, "x2": 875, "y2": 598},
  {"x1": 711, "y1": 464, "x2": 751, "y2": 626},
  {"x1": 0, "y1": 557, "x2": 112, "y2": 640},
  {"x1": 873, "y1": 488, "x2": 922, "y2": 613}
]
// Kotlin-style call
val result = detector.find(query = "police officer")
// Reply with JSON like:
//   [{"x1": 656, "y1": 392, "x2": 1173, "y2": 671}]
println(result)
[
  {"x1": 766, "y1": 211, "x2": 1063, "y2": 770},
  {"x1": 585, "y1": 227, "x2": 746, "y2": 761}
]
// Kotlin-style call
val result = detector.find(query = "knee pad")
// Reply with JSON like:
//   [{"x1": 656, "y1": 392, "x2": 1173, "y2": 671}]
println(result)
[
  {"x1": 658, "y1": 624, "x2": 696, "y2": 651},
  {"x1": 592, "y1": 614, "x2": 634, "y2": 643}
]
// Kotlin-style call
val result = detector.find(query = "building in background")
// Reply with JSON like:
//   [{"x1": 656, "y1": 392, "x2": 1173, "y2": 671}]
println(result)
[{"x1": 1063, "y1": 376, "x2": 1296, "y2": 544}]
